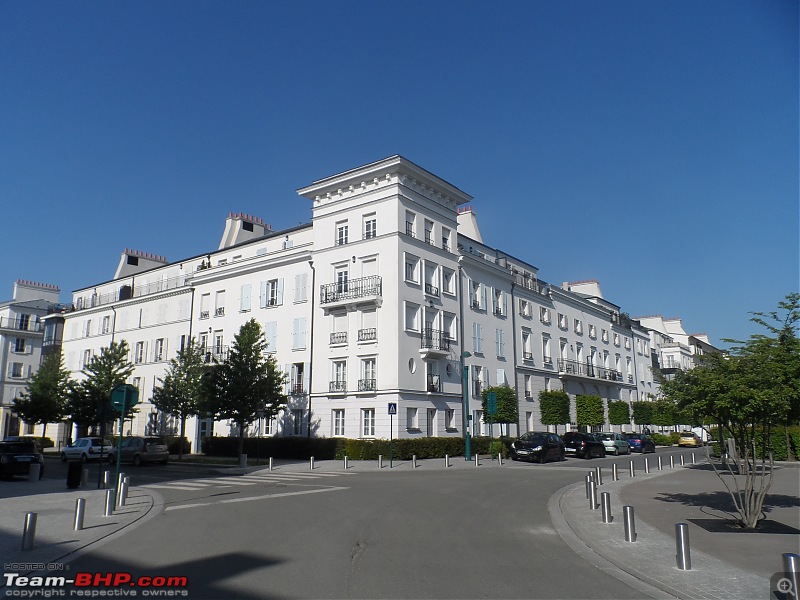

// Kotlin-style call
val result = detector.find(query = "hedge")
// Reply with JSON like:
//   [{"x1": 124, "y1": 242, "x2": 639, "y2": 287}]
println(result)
[
  {"x1": 707, "y1": 426, "x2": 800, "y2": 461},
  {"x1": 651, "y1": 433, "x2": 673, "y2": 446}
]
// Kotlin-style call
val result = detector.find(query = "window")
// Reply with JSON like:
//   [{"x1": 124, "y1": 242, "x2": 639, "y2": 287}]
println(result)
[
  {"x1": 200, "y1": 293, "x2": 210, "y2": 319},
  {"x1": 558, "y1": 313, "x2": 568, "y2": 329},
  {"x1": 215, "y1": 291, "x2": 225, "y2": 317},
  {"x1": 574, "y1": 319, "x2": 583, "y2": 334},
  {"x1": 589, "y1": 324, "x2": 596, "y2": 339},
  {"x1": 524, "y1": 374, "x2": 532, "y2": 397},
  {"x1": 495, "y1": 329, "x2": 505, "y2": 358},
  {"x1": 446, "y1": 409, "x2": 455, "y2": 430},
  {"x1": 263, "y1": 417, "x2": 274, "y2": 436},
  {"x1": 82, "y1": 350, "x2": 92, "y2": 369},
  {"x1": 442, "y1": 268, "x2": 456, "y2": 295},
  {"x1": 542, "y1": 335, "x2": 552, "y2": 364},
  {"x1": 472, "y1": 322, "x2": 484, "y2": 354},
  {"x1": 102, "y1": 316, "x2": 111, "y2": 334},
  {"x1": 240, "y1": 284, "x2": 252, "y2": 312},
  {"x1": 405, "y1": 302, "x2": 420, "y2": 331},
  {"x1": 405, "y1": 211, "x2": 416, "y2": 237},
  {"x1": 264, "y1": 322, "x2": 277, "y2": 352},
  {"x1": 134, "y1": 342, "x2": 145, "y2": 364},
  {"x1": 154, "y1": 338, "x2": 165, "y2": 361},
  {"x1": 214, "y1": 332, "x2": 224, "y2": 355},
  {"x1": 336, "y1": 221, "x2": 349, "y2": 245},
  {"x1": 261, "y1": 279, "x2": 284, "y2": 307},
  {"x1": 362, "y1": 408, "x2": 375, "y2": 437},
  {"x1": 522, "y1": 331, "x2": 532, "y2": 360},
  {"x1": 492, "y1": 289, "x2": 507, "y2": 316},
  {"x1": 363, "y1": 214, "x2": 376, "y2": 240},
  {"x1": 14, "y1": 338, "x2": 25, "y2": 353},
  {"x1": 405, "y1": 254, "x2": 420, "y2": 283},
  {"x1": 614, "y1": 333, "x2": 620, "y2": 346},
  {"x1": 441, "y1": 227, "x2": 451, "y2": 251},
  {"x1": 468, "y1": 279, "x2": 486, "y2": 310},
  {"x1": 519, "y1": 300, "x2": 531, "y2": 318},
  {"x1": 294, "y1": 273, "x2": 308, "y2": 303},
  {"x1": 540, "y1": 307, "x2": 550, "y2": 324},
  {"x1": 602, "y1": 329, "x2": 609, "y2": 343},
  {"x1": 442, "y1": 312, "x2": 456, "y2": 342},
  {"x1": 335, "y1": 267, "x2": 349, "y2": 294},
  {"x1": 333, "y1": 409, "x2": 345, "y2": 437},
  {"x1": 292, "y1": 409, "x2": 304, "y2": 435},
  {"x1": 407, "y1": 407, "x2": 419, "y2": 429},
  {"x1": 331, "y1": 360, "x2": 347, "y2": 393},
  {"x1": 424, "y1": 219, "x2": 434, "y2": 245},
  {"x1": 423, "y1": 262, "x2": 439, "y2": 296},
  {"x1": 360, "y1": 358, "x2": 376, "y2": 391},
  {"x1": 359, "y1": 309, "x2": 377, "y2": 342},
  {"x1": 84, "y1": 320, "x2": 92, "y2": 337},
  {"x1": 292, "y1": 318, "x2": 307, "y2": 350},
  {"x1": 132, "y1": 377, "x2": 141, "y2": 392}
]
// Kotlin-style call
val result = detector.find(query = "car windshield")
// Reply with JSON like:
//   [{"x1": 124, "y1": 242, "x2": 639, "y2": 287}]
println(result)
[
  {"x1": 599, "y1": 434, "x2": 614, "y2": 440},
  {"x1": 625, "y1": 434, "x2": 640, "y2": 440},
  {"x1": 0, "y1": 442, "x2": 36, "y2": 453},
  {"x1": 144, "y1": 438, "x2": 165, "y2": 446},
  {"x1": 527, "y1": 433, "x2": 548, "y2": 444},
  {"x1": 90, "y1": 439, "x2": 106, "y2": 446}
]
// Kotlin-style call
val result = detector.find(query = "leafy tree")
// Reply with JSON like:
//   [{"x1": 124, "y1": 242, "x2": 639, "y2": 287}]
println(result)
[
  {"x1": 575, "y1": 395, "x2": 604, "y2": 427},
  {"x1": 608, "y1": 400, "x2": 630, "y2": 429},
  {"x1": 202, "y1": 319, "x2": 287, "y2": 458},
  {"x1": 662, "y1": 294, "x2": 800, "y2": 529},
  {"x1": 13, "y1": 353, "x2": 71, "y2": 443},
  {"x1": 631, "y1": 401, "x2": 653, "y2": 428},
  {"x1": 652, "y1": 397, "x2": 677, "y2": 429},
  {"x1": 152, "y1": 340, "x2": 205, "y2": 460},
  {"x1": 67, "y1": 341, "x2": 134, "y2": 435},
  {"x1": 480, "y1": 385, "x2": 518, "y2": 434},
  {"x1": 539, "y1": 390, "x2": 570, "y2": 433}
]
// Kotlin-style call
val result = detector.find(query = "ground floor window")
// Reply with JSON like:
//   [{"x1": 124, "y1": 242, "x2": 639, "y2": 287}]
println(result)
[
  {"x1": 333, "y1": 409, "x2": 345, "y2": 436},
  {"x1": 362, "y1": 408, "x2": 375, "y2": 437},
  {"x1": 292, "y1": 409, "x2": 303, "y2": 435}
]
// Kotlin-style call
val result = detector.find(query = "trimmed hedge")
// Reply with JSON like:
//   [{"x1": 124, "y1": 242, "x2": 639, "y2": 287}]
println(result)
[
  {"x1": 651, "y1": 433, "x2": 673, "y2": 446},
  {"x1": 707, "y1": 426, "x2": 800, "y2": 461}
]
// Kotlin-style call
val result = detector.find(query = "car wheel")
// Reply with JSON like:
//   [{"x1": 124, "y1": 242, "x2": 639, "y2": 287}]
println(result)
[
  {"x1": 133, "y1": 454, "x2": 142, "y2": 467},
  {"x1": 539, "y1": 451, "x2": 547, "y2": 465},
  {"x1": 80, "y1": 453, "x2": 88, "y2": 463},
  {"x1": 39, "y1": 465, "x2": 45, "y2": 480},
  {"x1": 600, "y1": 449, "x2": 606, "y2": 458},
  {"x1": 60, "y1": 453, "x2": 67, "y2": 463},
  {"x1": 560, "y1": 450, "x2": 566, "y2": 461},
  {"x1": 613, "y1": 447, "x2": 619, "y2": 456}
]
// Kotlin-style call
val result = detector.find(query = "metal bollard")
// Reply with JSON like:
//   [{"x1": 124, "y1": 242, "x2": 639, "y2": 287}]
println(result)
[
  {"x1": 658, "y1": 456, "x2": 663, "y2": 471},
  {"x1": 445, "y1": 454, "x2": 449, "y2": 468},
  {"x1": 629, "y1": 460, "x2": 635, "y2": 478},
  {"x1": 104, "y1": 489, "x2": 115, "y2": 516},
  {"x1": 21, "y1": 512, "x2": 37, "y2": 550},
  {"x1": 269, "y1": 457, "x2": 273, "y2": 471},
  {"x1": 498, "y1": 452, "x2": 503, "y2": 466},
  {"x1": 589, "y1": 480, "x2": 598, "y2": 510},
  {"x1": 73, "y1": 498, "x2": 86, "y2": 531},
  {"x1": 595, "y1": 466, "x2": 603, "y2": 485},
  {"x1": 475, "y1": 453, "x2": 480, "y2": 467},
  {"x1": 601, "y1": 492, "x2": 612, "y2": 523},
  {"x1": 378, "y1": 454, "x2": 383, "y2": 469},
  {"x1": 412, "y1": 454, "x2": 417, "y2": 469},
  {"x1": 623, "y1": 505, "x2": 636, "y2": 542},
  {"x1": 310, "y1": 456, "x2": 314, "y2": 470},
  {"x1": 81, "y1": 467, "x2": 89, "y2": 488},
  {"x1": 585, "y1": 474, "x2": 593, "y2": 499},
  {"x1": 691, "y1": 452, "x2": 696, "y2": 465},
  {"x1": 644, "y1": 458, "x2": 650, "y2": 474},
  {"x1": 118, "y1": 472, "x2": 126, "y2": 493},
  {"x1": 120, "y1": 477, "x2": 130, "y2": 506},
  {"x1": 344, "y1": 456, "x2": 348, "y2": 470},
  {"x1": 680, "y1": 454, "x2": 685, "y2": 466},
  {"x1": 612, "y1": 463, "x2": 618, "y2": 481},
  {"x1": 670, "y1": 455, "x2": 675, "y2": 468},
  {"x1": 675, "y1": 523, "x2": 691, "y2": 570},
  {"x1": 782, "y1": 553, "x2": 800, "y2": 600},
  {"x1": 29, "y1": 463, "x2": 41, "y2": 481},
  {"x1": 103, "y1": 470, "x2": 112, "y2": 489}
]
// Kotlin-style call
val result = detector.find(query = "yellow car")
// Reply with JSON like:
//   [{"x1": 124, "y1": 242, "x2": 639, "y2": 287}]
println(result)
[{"x1": 678, "y1": 432, "x2": 702, "y2": 447}]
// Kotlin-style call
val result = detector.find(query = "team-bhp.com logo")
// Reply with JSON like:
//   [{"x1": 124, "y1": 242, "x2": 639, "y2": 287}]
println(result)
[{"x1": 4, "y1": 572, "x2": 189, "y2": 597}]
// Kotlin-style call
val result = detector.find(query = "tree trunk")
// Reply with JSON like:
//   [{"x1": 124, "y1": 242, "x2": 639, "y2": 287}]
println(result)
[
  {"x1": 238, "y1": 423, "x2": 245, "y2": 461},
  {"x1": 179, "y1": 417, "x2": 186, "y2": 461},
  {"x1": 41, "y1": 423, "x2": 47, "y2": 447}
]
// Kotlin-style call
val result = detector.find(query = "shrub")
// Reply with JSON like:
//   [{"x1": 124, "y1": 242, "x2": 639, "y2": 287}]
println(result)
[
  {"x1": 669, "y1": 432, "x2": 681, "y2": 445},
  {"x1": 651, "y1": 433, "x2": 673, "y2": 446},
  {"x1": 166, "y1": 436, "x2": 191, "y2": 455},
  {"x1": 576, "y1": 395, "x2": 604, "y2": 427},
  {"x1": 539, "y1": 390, "x2": 570, "y2": 426}
]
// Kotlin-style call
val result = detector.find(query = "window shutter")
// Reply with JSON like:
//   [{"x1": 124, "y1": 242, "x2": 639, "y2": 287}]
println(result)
[
  {"x1": 295, "y1": 273, "x2": 307, "y2": 303},
  {"x1": 480, "y1": 284, "x2": 487, "y2": 310},
  {"x1": 468, "y1": 278, "x2": 474, "y2": 305},
  {"x1": 277, "y1": 278, "x2": 284, "y2": 305},
  {"x1": 302, "y1": 364, "x2": 310, "y2": 395},
  {"x1": 240, "y1": 284, "x2": 252, "y2": 311},
  {"x1": 260, "y1": 282, "x2": 268, "y2": 308},
  {"x1": 297, "y1": 317, "x2": 306, "y2": 349},
  {"x1": 496, "y1": 368, "x2": 505, "y2": 385},
  {"x1": 284, "y1": 364, "x2": 291, "y2": 394},
  {"x1": 502, "y1": 292, "x2": 508, "y2": 316},
  {"x1": 472, "y1": 323, "x2": 478, "y2": 352}
]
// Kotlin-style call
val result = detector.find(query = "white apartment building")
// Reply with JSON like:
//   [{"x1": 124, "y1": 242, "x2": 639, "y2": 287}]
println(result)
[
  {"x1": 0, "y1": 280, "x2": 61, "y2": 439},
  {"x1": 57, "y1": 156, "x2": 664, "y2": 446}
]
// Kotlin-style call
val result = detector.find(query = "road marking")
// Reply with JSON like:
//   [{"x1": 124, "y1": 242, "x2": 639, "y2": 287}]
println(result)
[
  {"x1": 165, "y1": 486, "x2": 349, "y2": 511},
  {"x1": 142, "y1": 484, "x2": 216, "y2": 491}
]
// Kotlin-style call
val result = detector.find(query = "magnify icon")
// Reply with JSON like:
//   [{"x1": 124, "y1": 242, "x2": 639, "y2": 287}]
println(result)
[{"x1": 777, "y1": 578, "x2": 795, "y2": 597}]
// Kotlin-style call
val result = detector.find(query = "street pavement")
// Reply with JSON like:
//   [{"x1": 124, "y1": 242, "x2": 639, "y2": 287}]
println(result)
[{"x1": 0, "y1": 450, "x2": 797, "y2": 599}]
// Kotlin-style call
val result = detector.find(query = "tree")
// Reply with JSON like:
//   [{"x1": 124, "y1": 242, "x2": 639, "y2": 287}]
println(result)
[
  {"x1": 662, "y1": 294, "x2": 800, "y2": 529},
  {"x1": 480, "y1": 385, "x2": 518, "y2": 435},
  {"x1": 539, "y1": 390, "x2": 570, "y2": 433},
  {"x1": 67, "y1": 341, "x2": 134, "y2": 435},
  {"x1": 152, "y1": 339, "x2": 205, "y2": 460},
  {"x1": 575, "y1": 395, "x2": 604, "y2": 428},
  {"x1": 652, "y1": 397, "x2": 677, "y2": 430},
  {"x1": 13, "y1": 353, "x2": 71, "y2": 443},
  {"x1": 202, "y1": 319, "x2": 287, "y2": 458},
  {"x1": 631, "y1": 401, "x2": 653, "y2": 428},
  {"x1": 608, "y1": 400, "x2": 630, "y2": 430}
]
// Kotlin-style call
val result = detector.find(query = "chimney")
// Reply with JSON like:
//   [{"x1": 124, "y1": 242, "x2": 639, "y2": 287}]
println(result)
[
  {"x1": 113, "y1": 249, "x2": 168, "y2": 280},
  {"x1": 218, "y1": 212, "x2": 271, "y2": 250},
  {"x1": 13, "y1": 279, "x2": 60, "y2": 303}
]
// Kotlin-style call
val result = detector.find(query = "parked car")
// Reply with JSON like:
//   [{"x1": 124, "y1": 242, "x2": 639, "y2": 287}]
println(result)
[
  {"x1": 509, "y1": 432, "x2": 565, "y2": 463},
  {"x1": 624, "y1": 433, "x2": 656, "y2": 453},
  {"x1": 678, "y1": 431, "x2": 702, "y2": 447},
  {"x1": 60, "y1": 437, "x2": 114, "y2": 462},
  {"x1": 107, "y1": 436, "x2": 169, "y2": 466},
  {"x1": 598, "y1": 432, "x2": 631, "y2": 455},
  {"x1": 562, "y1": 431, "x2": 606, "y2": 459},
  {"x1": 3, "y1": 436, "x2": 43, "y2": 453},
  {"x1": 0, "y1": 441, "x2": 45, "y2": 479}
]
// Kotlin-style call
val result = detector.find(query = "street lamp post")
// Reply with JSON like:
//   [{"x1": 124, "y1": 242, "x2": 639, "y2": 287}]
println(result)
[{"x1": 462, "y1": 351, "x2": 471, "y2": 460}]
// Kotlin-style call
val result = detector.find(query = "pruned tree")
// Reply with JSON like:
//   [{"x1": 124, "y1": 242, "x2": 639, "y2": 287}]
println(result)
[
  {"x1": 662, "y1": 293, "x2": 800, "y2": 529},
  {"x1": 631, "y1": 401, "x2": 654, "y2": 429},
  {"x1": 202, "y1": 319, "x2": 287, "y2": 459},
  {"x1": 152, "y1": 339, "x2": 205, "y2": 460},
  {"x1": 539, "y1": 390, "x2": 570, "y2": 433},
  {"x1": 13, "y1": 353, "x2": 71, "y2": 444},
  {"x1": 608, "y1": 400, "x2": 631, "y2": 430},
  {"x1": 480, "y1": 385, "x2": 518, "y2": 436},
  {"x1": 576, "y1": 394, "x2": 604, "y2": 428}
]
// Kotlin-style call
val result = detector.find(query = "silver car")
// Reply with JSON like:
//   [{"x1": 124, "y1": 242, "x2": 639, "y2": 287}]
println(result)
[
  {"x1": 61, "y1": 437, "x2": 115, "y2": 462},
  {"x1": 108, "y1": 436, "x2": 169, "y2": 466},
  {"x1": 598, "y1": 432, "x2": 631, "y2": 455}
]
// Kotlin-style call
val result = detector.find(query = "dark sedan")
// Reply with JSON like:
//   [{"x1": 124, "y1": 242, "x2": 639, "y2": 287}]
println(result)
[
  {"x1": 0, "y1": 441, "x2": 45, "y2": 479},
  {"x1": 562, "y1": 431, "x2": 606, "y2": 459},
  {"x1": 509, "y1": 432, "x2": 565, "y2": 463},
  {"x1": 624, "y1": 433, "x2": 656, "y2": 453}
]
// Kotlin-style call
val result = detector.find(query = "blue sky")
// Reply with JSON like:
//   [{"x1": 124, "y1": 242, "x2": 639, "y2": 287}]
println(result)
[{"x1": 1, "y1": 1, "x2": 797, "y2": 346}]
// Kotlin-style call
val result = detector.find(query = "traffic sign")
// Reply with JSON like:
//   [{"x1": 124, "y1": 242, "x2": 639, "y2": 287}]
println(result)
[
  {"x1": 487, "y1": 392, "x2": 497, "y2": 415},
  {"x1": 111, "y1": 384, "x2": 139, "y2": 412},
  {"x1": 388, "y1": 402, "x2": 397, "y2": 415}
]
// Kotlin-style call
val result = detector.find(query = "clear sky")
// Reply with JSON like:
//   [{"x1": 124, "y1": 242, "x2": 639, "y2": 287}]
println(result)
[{"x1": 1, "y1": 1, "x2": 797, "y2": 347}]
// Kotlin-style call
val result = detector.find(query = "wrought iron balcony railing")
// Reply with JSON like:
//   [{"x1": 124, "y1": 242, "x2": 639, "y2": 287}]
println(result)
[
  {"x1": 421, "y1": 328, "x2": 450, "y2": 352},
  {"x1": 0, "y1": 317, "x2": 41, "y2": 332},
  {"x1": 329, "y1": 380, "x2": 347, "y2": 393},
  {"x1": 358, "y1": 328, "x2": 377, "y2": 342},
  {"x1": 320, "y1": 276, "x2": 382, "y2": 305},
  {"x1": 426, "y1": 374, "x2": 440, "y2": 393},
  {"x1": 358, "y1": 379, "x2": 377, "y2": 392},
  {"x1": 557, "y1": 358, "x2": 623, "y2": 382},
  {"x1": 330, "y1": 332, "x2": 347, "y2": 345},
  {"x1": 523, "y1": 351, "x2": 533, "y2": 360},
  {"x1": 424, "y1": 283, "x2": 439, "y2": 296},
  {"x1": 200, "y1": 345, "x2": 229, "y2": 364}
]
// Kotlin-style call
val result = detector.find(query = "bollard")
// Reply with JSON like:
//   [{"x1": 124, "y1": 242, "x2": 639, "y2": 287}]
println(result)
[
  {"x1": 623, "y1": 505, "x2": 636, "y2": 542},
  {"x1": 498, "y1": 452, "x2": 503, "y2": 466},
  {"x1": 658, "y1": 456, "x2": 663, "y2": 471},
  {"x1": 117, "y1": 472, "x2": 126, "y2": 493},
  {"x1": 119, "y1": 477, "x2": 130, "y2": 507},
  {"x1": 103, "y1": 470, "x2": 112, "y2": 489},
  {"x1": 612, "y1": 463, "x2": 618, "y2": 481},
  {"x1": 378, "y1": 454, "x2": 383, "y2": 469},
  {"x1": 445, "y1": 454, "x2": 449, "y2": 468},
  {"x1": 691, "y1": 452, "x2": 696, "y2": 465},
  {"x1": 588, "y1": 480, "x2": 598, "y2": 510},
  {"x1": 21, "y1": 512, "x2": 37, "y2": 550},
  {"x1": 104, "y1": 489, "x2": 115, "y2": 516},
  {"x1": 475, "y1": 453, "x2": 480, "y2": 467},
  {"x1": 585, "y1": 474, "x2": 593, "y2": 499},
  {"x1": 644, "y1": 458, "x2": 650, "y2": 474},
  {"x1": 675, "y1": 523, "x2": 691, "y2": 570},
  {"x1": 595, "y1": 466, "x2": 603, "y2": 485},
  {"x1": 629, "y1": 460, "x2": 635, "y2": 478},
  {"x1": 680, "y1": 454, "x2": 685, "y2": 466},
  {"x1": 239, "y1": 453, "x2": 248, "y2": 468},
  {"x1": 81, "y1": 467, "x2": 89, "y2": 488},
  {"x1": 29, "y1": 463, "x2": 41, "y2": 481},
  {"x1": 310, "y1": 456, "x2": 314, "y2": 470},
  {"x1": 73, "y1": 498, "x2": 86, "y2": 531},
  {"x1": 601, "y1": 492, "x2": 612, "y2": 523},
  {"x1": 269, "y1": 457, "x2": 273, "y2": 471},
  {"x1": 344, "y1": 456, "x2": 348, "y2": 470},
  {"x1": 412, "y1": 454, "x2": 417, "y2": 469},
  {"x1": 670, "y1": 455, "x2": 675, "y2": 468},
  {"x1": 782, "y1": 553, "x2": 800, "y2": 600}
]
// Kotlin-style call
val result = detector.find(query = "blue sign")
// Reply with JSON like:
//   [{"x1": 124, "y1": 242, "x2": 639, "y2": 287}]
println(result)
[
  {"x1": 487, "y1": 392, "x2": 497, "y2": 415},
  {"x1": 388, "y1": 402, "x2": 397, "y2": 415}
]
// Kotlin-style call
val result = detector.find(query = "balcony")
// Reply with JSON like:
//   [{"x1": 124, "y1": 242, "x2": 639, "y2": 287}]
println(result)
[
  {"x1": 358, "y1": 379, "x2": 377, "y2": 392},
  {"x1": 523, "y1": 351, "x2": 533, "y2": 361},
  {"x1": 200, "y1": 311, "x2": 210, "y2": 319},
  {"x1": 424, "y1": 283, "x2": 439, "y2": 296},
  {"x1": 405, "y1": 222, "x2": 415, "y2": 237},
  {"x1": 358, "y1": 328, "x2": 377, "y2": 342},
  {"x1": 420, "y1": 328, "x2": 451, "y2": 357},
  {"x1": 291, "y1": 383, "x2": 305, "y2": 396},
  {"x1": 330, "y1": 332, "x2": 348, "y2": 345},
  {"x1": 557, "y1": 358, "x2": 625, "y2": 384},
  {"x1": 73, "y1": 273, "x2": 192, "y2": 311},
  {"x1": 215, "y1": 307, "x2": 225, "y2": 317},
  {"x1": 319, "y1": 276, "x2": 382, "y2": 311},
  {"x1": 329, "y1": 380, "x2": 347, "y2": 394},
  {"x1": 201, "y1": 345, "x2": 229, "y2": 364},
  {"x1": 0, "y1": 317, "x2": 41, "y2": 333},
  {"x1": 426, "y1": 374, "x2": 440, "y2": 393}
]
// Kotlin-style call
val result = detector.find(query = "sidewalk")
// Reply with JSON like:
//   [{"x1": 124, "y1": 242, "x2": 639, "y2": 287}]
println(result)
[{"x1": 550, "y1": 455, "x2": 800, "y2": 600}]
